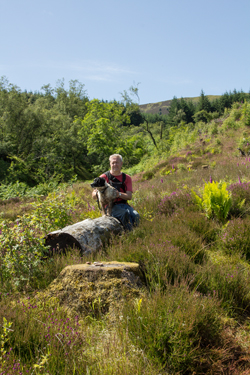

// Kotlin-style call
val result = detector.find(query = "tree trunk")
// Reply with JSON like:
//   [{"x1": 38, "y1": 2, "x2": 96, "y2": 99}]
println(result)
[{"x1": 44, "y1": 216, "x2": 123, "y2": 255}]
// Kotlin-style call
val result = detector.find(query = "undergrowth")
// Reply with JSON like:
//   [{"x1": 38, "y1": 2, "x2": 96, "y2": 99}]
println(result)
[{"x1": 2, "y1": 102, "x2": 250, "y2": 373}]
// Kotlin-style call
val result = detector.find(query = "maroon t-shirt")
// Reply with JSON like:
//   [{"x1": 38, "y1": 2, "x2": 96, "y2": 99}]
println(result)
[{"x1": 100, "y1": 172, "x2": 132, "y2": 204}]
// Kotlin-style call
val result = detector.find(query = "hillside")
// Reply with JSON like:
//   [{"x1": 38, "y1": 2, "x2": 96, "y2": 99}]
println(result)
[
  {"x1": 1, "y1": 100, "x2": 250, "y2": 374},
  {"x1": 139, "y1": 94, "x2": 221, "y2": 114}
]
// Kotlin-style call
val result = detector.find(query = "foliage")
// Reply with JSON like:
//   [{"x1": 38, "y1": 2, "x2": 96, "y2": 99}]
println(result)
[
  {"x1": 2, "y1": 85, "x2": 250, "y2": 374},
  {"x1": 171, "y1": 209, "x2": 220, "y2": 245},
  {"x1": 228, "y1": 181, "x2": 250, "y2": 217},
  {"x1": 0, "y1": 317, "x2": 12, "y2": 365},
  {"x1": 0, "y1": 297, "x2": 157, "y2": 375},
  {"x1": 158, "y1": 189, "x2": 194, "y2": 216},
  {"x1": 195, "y1": 259, "x2": 250, "y2": 315},
  {"x1": 193, "y1": 109, "x2": 212, "y2": 123},
  {"x1": 192, "y1": 181, "x2": 232, "y2": 222},
  {"x1": 241, "y1": 100, "x2": 250, "y2": 126},
  {"x1": 0, "y1": 192, "x2": 75, "y2": 289},
  {"x1": 166, "y1": 96, "x2": 195, "y2": 127},
  {"x1": 0, "y1": 177, "x2": 74, "y2": 200},
  {"x1": 0, "y1": 218, "x2": 48, "y2": 289},
  {"x1": 123, "y1": 287, "x2": 226, "y2": 374},
  {"x1": 77, "y1": 99, "x2": 146, "y2": 173},
  {"x1": 220, "y1": 216, "x2": 250, "y2": 258}
]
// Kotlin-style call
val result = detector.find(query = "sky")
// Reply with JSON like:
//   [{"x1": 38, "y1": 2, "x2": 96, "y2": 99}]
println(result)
[{"x1": 0, "y1": 0, "x2": 250, "y2": 105}]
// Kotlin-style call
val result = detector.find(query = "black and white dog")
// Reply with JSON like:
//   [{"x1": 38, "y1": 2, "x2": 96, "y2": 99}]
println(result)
[{"x1": 91, "y1": 177, "x2": 117, "y2": 216}]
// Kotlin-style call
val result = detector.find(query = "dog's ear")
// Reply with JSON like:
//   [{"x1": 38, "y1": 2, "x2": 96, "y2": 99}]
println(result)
[
  {"x1": 99, "y1": 177, "x2": 106, "y2": 186},
  {"x1": 90, "y1": 177, "x2": 106, "y2": 188}
]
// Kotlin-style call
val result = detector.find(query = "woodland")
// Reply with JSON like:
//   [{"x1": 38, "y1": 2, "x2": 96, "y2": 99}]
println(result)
[
  {"x1": 0, "y1": 76, "x2": 248, "y2": 191},
  {"x1": 1, "y1": 77, "x2": 250, "y2": 374}
]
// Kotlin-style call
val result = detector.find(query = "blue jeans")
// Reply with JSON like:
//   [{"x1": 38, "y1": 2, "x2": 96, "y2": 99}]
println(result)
[{"x1": 111, "y1": 203, "x2": 140, "y2": 231}]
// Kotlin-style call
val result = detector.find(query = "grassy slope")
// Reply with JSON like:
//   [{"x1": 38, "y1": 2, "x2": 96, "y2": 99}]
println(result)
[
  {"x1": 139, "y1": 95, "x2": 221, "y2": 114},
  {"x1": 1, "y1": 102, "x2": 250, "y2": 374}
]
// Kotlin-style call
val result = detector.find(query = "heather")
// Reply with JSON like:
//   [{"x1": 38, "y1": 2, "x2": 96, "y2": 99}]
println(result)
[{"x1": 2, "y1": 101, "x2": 250, "y2": 373}]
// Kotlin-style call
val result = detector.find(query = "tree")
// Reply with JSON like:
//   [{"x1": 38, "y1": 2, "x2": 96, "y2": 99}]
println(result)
[
  {"x1": 197, "y1": 90, "x2": 211, "y2": 112},
  {"x1": 77, "y1": 100, "x2": 130, "y2": 173}
]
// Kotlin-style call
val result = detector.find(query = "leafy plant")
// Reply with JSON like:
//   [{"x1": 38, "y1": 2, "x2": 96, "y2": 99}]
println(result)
[
  {"x1": 0, "y1": 317, "x2": 12, "y2": 364},
  {"x1": 0, "y1": 192, "x2": 75, "y2": 289},
  {"x1": 0, "y1": 218, "x2": 48, "y2": 289},
  {"x1": 192, "y1": 181, "x2": 232, "y2": 222}
]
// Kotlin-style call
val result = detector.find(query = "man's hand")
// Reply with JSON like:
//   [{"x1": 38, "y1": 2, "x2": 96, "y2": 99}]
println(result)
[
  {"x1": 116, "y1": 191, "x2": 132, "y2": 200},
  {"x1": 92, "y1": 189, "x2": 98, "y2": 199}
]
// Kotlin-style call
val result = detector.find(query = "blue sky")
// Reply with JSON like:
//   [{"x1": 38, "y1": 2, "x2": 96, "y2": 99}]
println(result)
[{"x1": 0, "y1": 0, "x2": 250, "y2": 104}]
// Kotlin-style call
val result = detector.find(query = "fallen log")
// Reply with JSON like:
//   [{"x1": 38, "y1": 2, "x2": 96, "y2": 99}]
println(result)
[{"x1": 44, "y1": 216, "x2": 123, "y2": 255}]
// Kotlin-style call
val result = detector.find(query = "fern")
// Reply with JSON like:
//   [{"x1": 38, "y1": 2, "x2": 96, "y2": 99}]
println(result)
[{"x1": 192, "y1": 181, "x2": 232, "y2": 222}]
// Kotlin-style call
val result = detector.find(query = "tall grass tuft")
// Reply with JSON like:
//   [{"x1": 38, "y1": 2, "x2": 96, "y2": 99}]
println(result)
[{"x1": 122, "y1": 285, "x2": 246, "y2": 374}]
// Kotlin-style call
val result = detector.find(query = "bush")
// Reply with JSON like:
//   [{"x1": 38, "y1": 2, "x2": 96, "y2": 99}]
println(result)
[
  {"x1": 228, "y1": 181, "x2": 250, "y2": 217},
  {"x1": 171, "y1": 210, "x2": 220, "y2": 245},
  {"x1": 0, "y1": 192, "x2": 75, "y2": 290},
  {"x1": 192, "y1": 181, "x2": 232, "y2": 223},
  {"x1": 195, "y1": 260, "x2": 250, "y2": 315},
  {"x1": 123, "y1": 287, "x2": 225, "y2": 374},
  {"x1": 220, "y1": 216, "x2": 250, "y2": 259},
  {"x1": 142, "y1": 171, "x2": 155, "y2": 180},
  {"x1": 241, "y1": 100, "x2": 250, "y2": 127},
  {"x1": 165, "y1": 221, "x2": 205, "y2": 263},
  {"x1": 0, "y1": 298, "x2": 86, "y2": 374},
  {"x1": 158, "y1": 190, "x2": 194, "y2": 216},
  {"x1": 0, "y1": 218, "x2": 48, "y2": 290},
  {"x1": 143, "y1": 239, "x2": 197, "y2": 288}
]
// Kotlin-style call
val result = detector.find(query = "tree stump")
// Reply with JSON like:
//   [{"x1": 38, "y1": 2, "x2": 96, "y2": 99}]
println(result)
[
  {"x1": 44, "y1": 216, "x2": 123, "y2": 255},
  {"x1": 41, "y1": 261, "x2": 144, "y2": 318}
]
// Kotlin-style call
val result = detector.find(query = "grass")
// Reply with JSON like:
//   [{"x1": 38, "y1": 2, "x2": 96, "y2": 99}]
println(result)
[{"x1": 2, "y1": 102, "x2": 250, "y2": 373}]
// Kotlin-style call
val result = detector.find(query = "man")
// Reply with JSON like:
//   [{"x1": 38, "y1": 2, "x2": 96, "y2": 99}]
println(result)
[{"x1": 92, "y1": 154, "x2": 139, "y2": 230}]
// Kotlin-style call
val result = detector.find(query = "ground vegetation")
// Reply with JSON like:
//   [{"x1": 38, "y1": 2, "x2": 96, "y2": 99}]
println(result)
[{"x1": 1, "y1": 84, "x2": 250, "y2": 373}]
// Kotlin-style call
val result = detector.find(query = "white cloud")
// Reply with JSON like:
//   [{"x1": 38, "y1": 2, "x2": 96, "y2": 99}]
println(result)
[{"x1": 0, "y1": 60, "x2": 137, "y2": 83}]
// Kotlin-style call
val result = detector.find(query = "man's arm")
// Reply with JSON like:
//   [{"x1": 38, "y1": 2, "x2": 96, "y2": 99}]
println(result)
[{"x1": 116, "y1": 190, "x2": 132, "y2": 200}]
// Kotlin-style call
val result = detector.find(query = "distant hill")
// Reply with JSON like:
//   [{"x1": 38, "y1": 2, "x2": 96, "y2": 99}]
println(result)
[{"x1": 139, "y1": 95, "x2": 221, "y2": 115}]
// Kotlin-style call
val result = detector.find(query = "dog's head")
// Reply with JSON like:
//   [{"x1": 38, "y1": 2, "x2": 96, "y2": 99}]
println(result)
[{"x1": 90, "y1": 177, "x2": 106, "y2": 188}]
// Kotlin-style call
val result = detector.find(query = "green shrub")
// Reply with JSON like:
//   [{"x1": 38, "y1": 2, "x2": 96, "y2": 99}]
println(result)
[
  {"x1": 195, "y1": 260, "x2": 250, "y2": 315},
  {"x1": 241, "y1": 100, "x2": 250, "y2": 127},
  {"x1": 0, "y1": 299, "x2": 87, "y2": 374},
  {"x1": 123, "y1": 287, "x2": 224, "y2": 374},
  {"x1": 228, "y1": 181, "x2": 250, "y2": 217},
  {"x1": 142, "y1": 171, "x2": 155, "y2": 180},
  {"x1": 142, "y1": 239, "x2": 197, "y2": 288},
  {"x1": 0, "y1": 218, "x2": 48, "y2": 289},
  {"x1": 158, "y1": 190, "x2": 195, "y2": 216},
  {"x1": 220, "y1": 217, "x2": 250, "y2": 259},
  {"x1": 171, "y1": 210, "x2": 220, "y2": 245},
  {"x1": 192, "y1": 181, "x2": 232, "y2": 223},
  {"x1": 0, "y1": 192, "x2": 75, "y2": 290},
  {"x1": 166, "y1": 221, "x2": 205, "y2": 263}
]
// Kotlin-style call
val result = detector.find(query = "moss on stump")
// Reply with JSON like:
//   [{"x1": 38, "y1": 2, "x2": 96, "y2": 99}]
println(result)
[{"x1": 42, "y1": 262, "x2": 145, "y2": 319}]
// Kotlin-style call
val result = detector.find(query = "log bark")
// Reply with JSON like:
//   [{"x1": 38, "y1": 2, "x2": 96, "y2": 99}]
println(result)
[{"x1": 45, "y1": 216, "x2": 123, "y2": 255}]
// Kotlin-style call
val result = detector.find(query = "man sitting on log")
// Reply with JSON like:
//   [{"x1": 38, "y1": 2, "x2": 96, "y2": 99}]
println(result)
[{"x1": 92, "y1": 154, "x2": 140, "y2": 230}]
